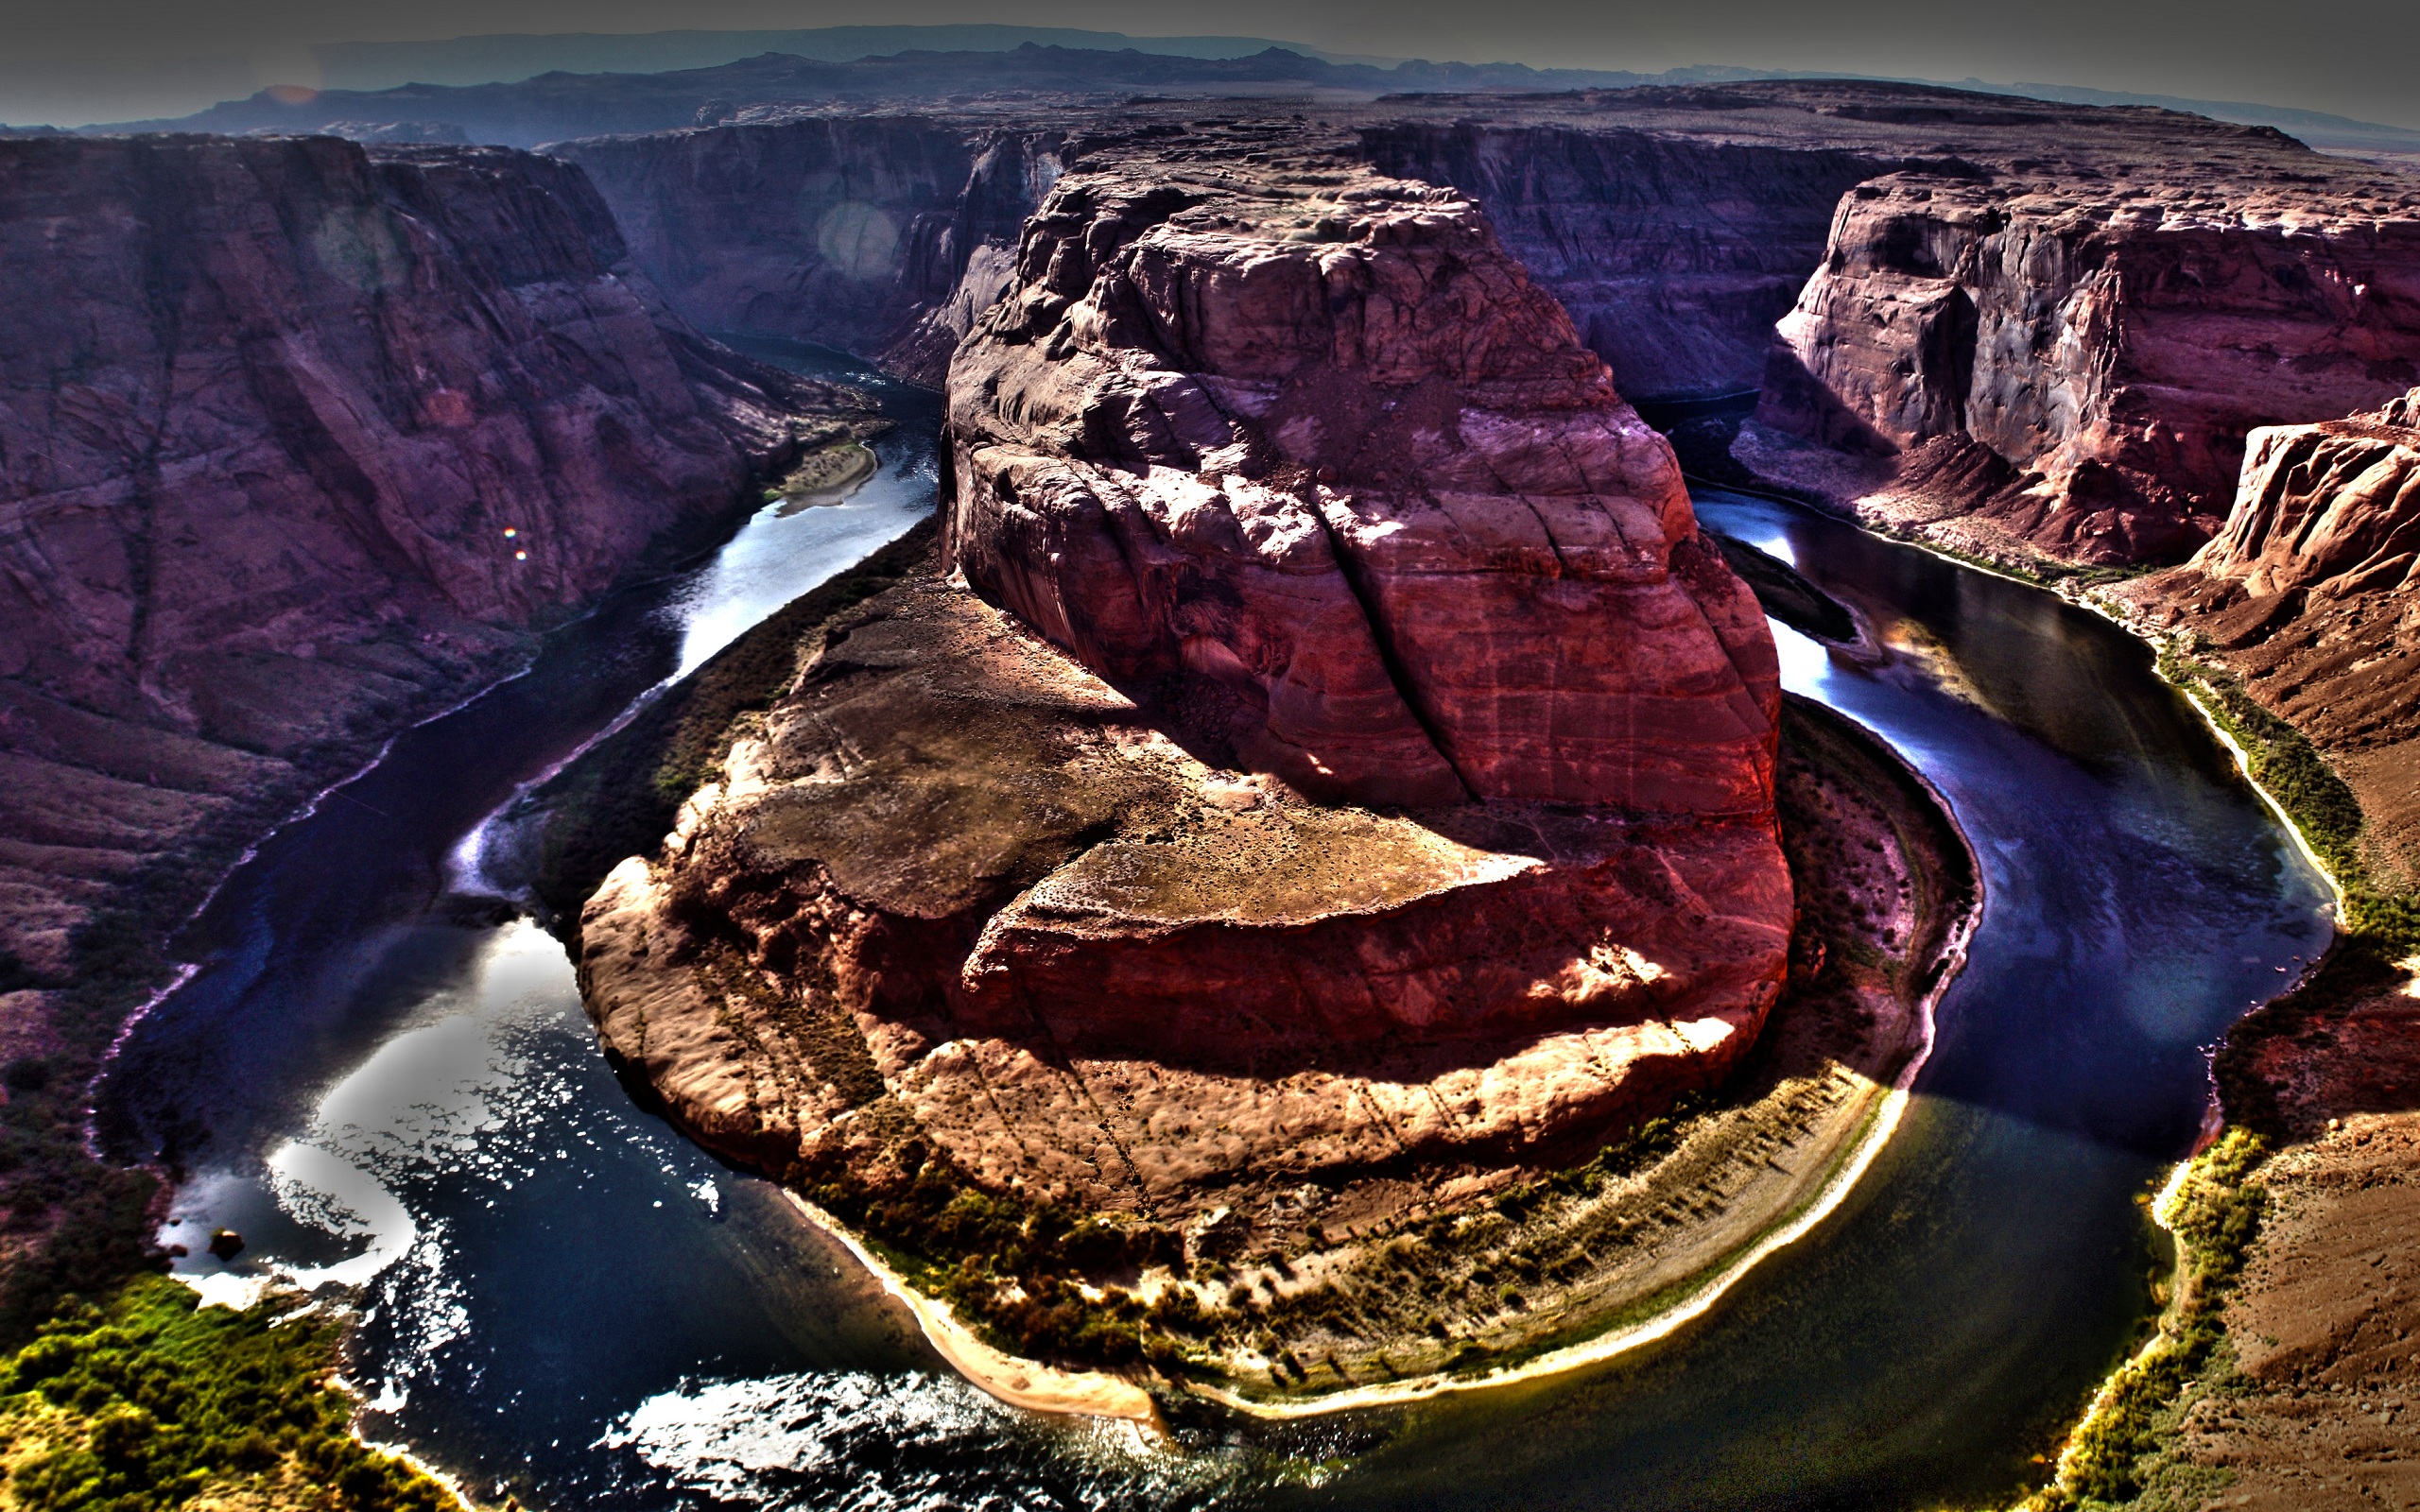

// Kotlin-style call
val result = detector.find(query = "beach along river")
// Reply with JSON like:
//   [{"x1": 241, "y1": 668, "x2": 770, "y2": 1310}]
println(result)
[{"x1": 96, "y1": 387, "x2": 2332, "y2": 1508}]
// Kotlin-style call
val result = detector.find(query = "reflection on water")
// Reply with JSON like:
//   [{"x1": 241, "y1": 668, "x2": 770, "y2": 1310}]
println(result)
[
  {"x1": 98, "y1": 423, "x2": 2330, "y2": 1509},
  {"x1": 1298, "y1": 491, "x2": 2331, "y2": 1511}
]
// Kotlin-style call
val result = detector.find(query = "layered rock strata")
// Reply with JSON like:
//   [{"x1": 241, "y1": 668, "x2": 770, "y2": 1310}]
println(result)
[
  {"x1": 1355, "y1": 122, "x2": 1880, "y2": 400},
  {"x1": 1750, "y1": 142, "x2": 2420, "y2": 564},
  {"x1": 942, "y1": 134, "x2": 1783, "y2": 816},
  {"x1": 0, "y1": 134, "x2": 853, "y2": 988},
  {"x1": 2109, "y1": 388, "x2": 2420, "y2": 883},
  {"x1": 579, "y1": 133, "x2": 1794, "y2": 1230},
  {"x1": 580, "y1": 576, "x2": 1792, "y2": 1215},
  {"x1": 544, "y1": 83, "x2": 2420, "y2": 571}
]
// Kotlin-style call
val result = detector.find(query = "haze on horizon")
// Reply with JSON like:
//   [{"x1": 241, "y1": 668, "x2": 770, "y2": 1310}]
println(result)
[{"x1": 0, "y1": 0, "x2": 2414, "y2": 132}]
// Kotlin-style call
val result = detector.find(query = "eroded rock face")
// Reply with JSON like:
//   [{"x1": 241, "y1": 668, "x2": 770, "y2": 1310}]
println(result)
[
  {"x1": 2109, "y1": 388, "x2": 2420, "y2": 883},
  {"x1": 942, "y1": 137, "x2": 1782, "y2": 817},
  {"x1": 1758, "y1": 168, "x2": 2420, "y2": 564},
  {"x1": 544, "y1": 84, "x2": 2420, "y2": 581},
  {"x1": 1356, "y1": 122, "x2": 1880, "y2": 400},
  {"x1": 0, "y1": 135, "x2": 848, "y2": 981},
  {"x1": 580, "y1": 576, "x2": 1792, "y2": 1216}
]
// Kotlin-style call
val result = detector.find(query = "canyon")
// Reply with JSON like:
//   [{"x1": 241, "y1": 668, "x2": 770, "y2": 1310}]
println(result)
[
  {"x1": 0, "y1": 46, "x2": 2413, "y2": 1495},
  {"x1": 2109, "y1": 387, "x2": 2420, "y2": 886},
  {"x1": 543, "y1": 83, "x2": 2420, "y2": 572},
  {"x1": 0, "y1": 132, "x2": 859, "y2": 1032},
  {"x1": 579, "y1": 133, "x2": 1796, "y2": 1235},
  {"x1": 554, "y1": 120, "x2": 2006, "y2": 1402}
]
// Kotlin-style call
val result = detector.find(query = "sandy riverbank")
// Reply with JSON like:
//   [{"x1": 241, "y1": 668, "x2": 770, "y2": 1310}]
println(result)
[{"x1": 775, "y1": 1190, "x2": 1164, "y2": 1427}]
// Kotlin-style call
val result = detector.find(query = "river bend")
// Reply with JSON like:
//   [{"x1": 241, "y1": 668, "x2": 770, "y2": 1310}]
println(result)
[{"x1": 95, "y1": 368, "x2": 2331, "y2": 1510}]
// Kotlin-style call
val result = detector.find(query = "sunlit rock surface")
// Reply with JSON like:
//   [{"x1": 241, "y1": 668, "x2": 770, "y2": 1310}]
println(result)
[
  {"x1": 579, "y1": 126, "x2": 1793, "y2": 1223},
  {"x1": 2111, "y1": 387, "x2": 2420, "y2": 884}
]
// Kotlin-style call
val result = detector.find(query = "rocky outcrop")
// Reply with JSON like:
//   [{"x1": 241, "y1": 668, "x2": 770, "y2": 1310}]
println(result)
[
  {"x1": 553, "y1": 119, "x2": 1065, "y2": 378},
  {"x1": 2109, "y1": 388, "x2": 2420, "y2": 882},
  {"x1": 579, "y1": 574, "x2": 1792, "y2": 1217},
  {"x1": 578, "y1": 127, "x2": 1793, "y2": 1228},
  {"x1": 0, "y1": 134, "x2": 853, "y2": 985},
  {"x1": 1754, "y1": 159, "x2": 2420, "y2": 564},
  {"x1": 942, "y1": 131, "x2": 1783, "y2": 816}
]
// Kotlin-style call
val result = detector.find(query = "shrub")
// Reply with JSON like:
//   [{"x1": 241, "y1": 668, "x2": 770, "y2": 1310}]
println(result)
[{"x1": 0, "y1": 1275, "x2": 452, "y2": 1512}]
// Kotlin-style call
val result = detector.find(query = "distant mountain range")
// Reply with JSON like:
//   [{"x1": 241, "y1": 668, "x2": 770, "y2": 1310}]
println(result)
[
  {"x1": 82, "y1": 25, "x2": 2420, "y2": 162},
  {"x1": 96, "y1": 43, "x2": 1775, "y2": 148},
  {"x1": 306, "y1": 26, "x2": 1389, "y2": 90}
]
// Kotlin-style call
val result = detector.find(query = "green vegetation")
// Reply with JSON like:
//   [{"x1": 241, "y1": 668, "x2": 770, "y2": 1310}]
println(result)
[
  {"x1": 794, "y1": 1118, "x2": 1186, "y2": 1368},
  {"x1": 766, "y1": 438, "x2": 879, "y2": 500},
  {"x1": 2157, "y1": 645, "x2": 2420, "y2": 953},
  {"x1": 2026, "y1": 1130, "x2": 2271, "y2": 1511},
  {"x1": 1878, "y1": 525, "x2": 2150, "y2": 591},
  {"x1": 2009, "y1": 639, "x2": 2420, "y2": 1510},
  {"x1": 0, "y1": 1276, "x2": 451, "y2": 1512},
  {"x1": 636, "y1": 691, "x2": 1973, "y2": 1391},
  {"x1": 0, "y1": 469, "x2": 860, "y2": 1503},
  {"x1": 783, "y1": 1084, "x2": 1733, "y2": 1381}
]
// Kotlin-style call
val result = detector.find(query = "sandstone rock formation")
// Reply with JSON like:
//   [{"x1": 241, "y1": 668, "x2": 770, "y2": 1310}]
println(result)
[
  {"x1": 1356, "y1": 122, "x2": 1879, "y2": 400},
  {"x1": 0, "y1": 134, "x2": 852, "y2": 988},
  {"x1": 2110, "y1": 388, "x2": 2420, "y2": 883},
  {"x1": 580, "y1": 577, "x2": 1791, "y2": 1217},
  {"x1": 942, "y1": 133, "x2": 1783, "y2": 816},
  {"x1": 542, "y1": 84, "x2": 2420, "y2": 574},
  {"x1": 1757, "y1": 172, "x2": 2420, "y2": 563},
  {"x1": 579, "y1": 131, "x2": 1793, "y2": 1230}
]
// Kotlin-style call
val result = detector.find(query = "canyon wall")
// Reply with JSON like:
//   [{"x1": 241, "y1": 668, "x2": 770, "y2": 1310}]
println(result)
[
  {"x1": 543, "y1": 87, "x2": 2420, "y2": 576},
  {"x1": 0, "y1": 134, "x2": 847, "y2": 988},
  {"x1": 1356, "y1": 122, "x2": 1880, "y2": 400},
  {"x1": 1754, "y1": 158, "x2": 2420, "y2": 563},
  {"x1": 553, "y1": 118, "x2": 1065, "y2": 375},
  {"x1": 2110, "y1": 387, "x2": 2420, "y2": 883}
]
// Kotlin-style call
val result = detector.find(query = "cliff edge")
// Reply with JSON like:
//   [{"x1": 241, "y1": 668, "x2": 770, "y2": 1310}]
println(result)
[{"x1": 0, "y1": 134, "x2": 856, "y2": 1025}]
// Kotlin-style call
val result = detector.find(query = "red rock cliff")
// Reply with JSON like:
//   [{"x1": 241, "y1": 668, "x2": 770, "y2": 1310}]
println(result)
[
  {"x1": 1355, "y1": 121, "x2": 1881, "y2": 401},
  {"x1": 2110, "y1": 387, "x2": 2420, "y2": 881},
  {"x1": 1757, "y1": 153, "x2": 2420, "y2": 563},
  {"x1": 942, "y1": 129, "x2": 1782, "y2": 817},
  {"x1": 577, "y1": 125, "x2": 1796, "y2": 1224},
  {"x1": 0, "y1": 134, "x2": 850, "y2": 987},
  {"x1": 553, "y1": 119, "x2": 1066, "y2": 381}
]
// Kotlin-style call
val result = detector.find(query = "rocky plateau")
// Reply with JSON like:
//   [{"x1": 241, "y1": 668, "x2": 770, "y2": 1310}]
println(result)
[
  {"x1": 535, "y1": 82, "x2": 2420, "y2": 574},
  {"x1": 6, "y1": 48, "x2": 2414, "y2": 1447}
]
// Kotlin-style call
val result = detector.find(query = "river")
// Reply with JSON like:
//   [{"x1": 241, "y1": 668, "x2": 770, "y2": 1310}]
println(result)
[{"x1": 95, "y1": 360, "x2": 2332, "y2": 1510}]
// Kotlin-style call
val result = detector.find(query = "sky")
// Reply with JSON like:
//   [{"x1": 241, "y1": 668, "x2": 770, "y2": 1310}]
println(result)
[{"x1": 2, "y1": 0, "x2": 2415, "y2": 129}]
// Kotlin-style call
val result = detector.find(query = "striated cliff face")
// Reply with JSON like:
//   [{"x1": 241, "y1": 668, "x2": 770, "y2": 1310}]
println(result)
[
  {"x1": 579, "y1": 127, "x2": 1792, "y2": 1225},
  {"x1": 1755, "y1": 156, "x2": 2420, "y2": 564},
  {"x1": 1356, "y1": 122, "x2": 1880, "y2": 400},
  {"x1": 554, "y1": 119, "x2": 1065, "y2": 381},
  {"x1": 943, "y1": 131, "x2": 1782, "y2": 816},
  {"x1": 543, "y1": 86, "x2": 2420, "y2": 579},
  {"x1": 0, "y1": 134, "x2": 850, "y2": 986},
  {"x1": 2111, "y1": 387, "x2": 2420, "y2": 881}
]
